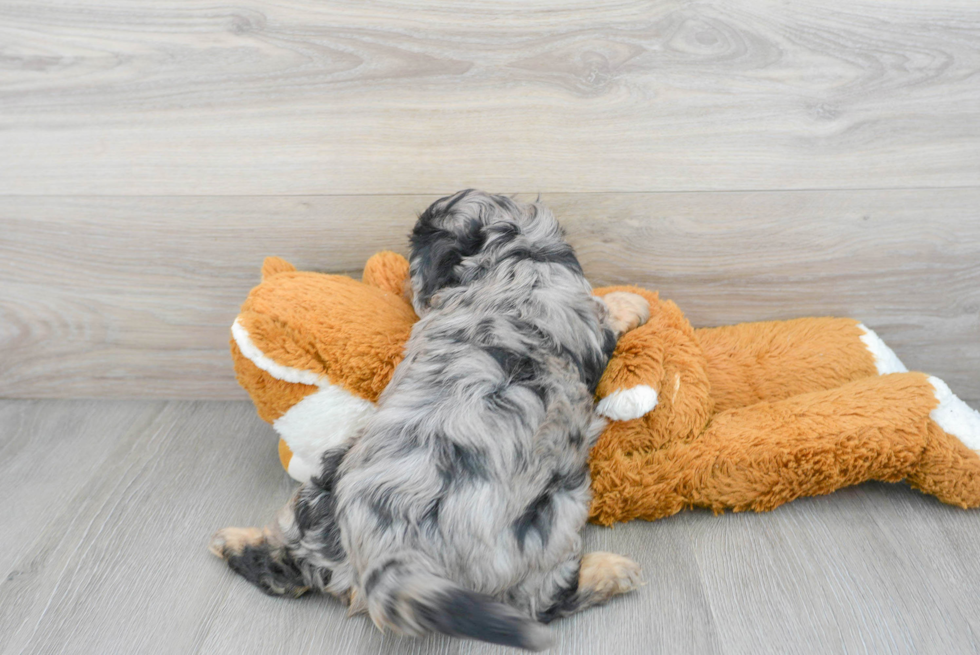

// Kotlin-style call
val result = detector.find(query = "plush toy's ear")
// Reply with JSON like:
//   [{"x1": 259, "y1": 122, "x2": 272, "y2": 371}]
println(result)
[
  {"x1": 362, "y1": 251, "x2": 411, "y2": 298},
  {"x1": 261, "y1": 256, "x2": 297, "y2": 280}
]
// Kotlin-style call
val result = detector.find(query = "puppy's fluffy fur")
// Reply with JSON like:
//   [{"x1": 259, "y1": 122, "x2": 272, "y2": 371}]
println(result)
[{"x1": 210, "y1": 190, "x2": 648, "y2": 650}]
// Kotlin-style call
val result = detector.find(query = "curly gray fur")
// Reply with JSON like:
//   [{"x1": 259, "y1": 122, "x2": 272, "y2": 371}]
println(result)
[{"x1": 211, "y1": 190, "x2": 644, "y2": 651}]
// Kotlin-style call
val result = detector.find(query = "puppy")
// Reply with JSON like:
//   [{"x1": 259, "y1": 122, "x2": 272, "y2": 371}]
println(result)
[{"x1": 210, "y1": 190, "x2": 650, "y2": 650}]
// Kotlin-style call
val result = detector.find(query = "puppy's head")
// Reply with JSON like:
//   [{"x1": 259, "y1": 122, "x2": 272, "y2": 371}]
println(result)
[
  {"x1": 409, "y1": 190, "x2": 574, "y2": 315},
  {"x1": 409, "y1": 190, "x2": 499, "y2": 314}
]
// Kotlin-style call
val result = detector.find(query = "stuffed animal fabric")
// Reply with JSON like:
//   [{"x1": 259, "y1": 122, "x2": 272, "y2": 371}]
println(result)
[{"x1": 231, "y1": 253, "x2": 980, "y2": 526}]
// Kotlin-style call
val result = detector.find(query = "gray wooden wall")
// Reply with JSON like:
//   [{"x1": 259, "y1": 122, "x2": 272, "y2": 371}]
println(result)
[{"x1": 2, "y1": 0, "x2": 978, "y2": 402}]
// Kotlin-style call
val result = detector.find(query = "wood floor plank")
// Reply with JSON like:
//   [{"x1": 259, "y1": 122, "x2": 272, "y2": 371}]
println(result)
[
  {"x1": 854, "y1": 484, "x2": 980, "y2": 644},
  {"x1": 691, "y1": 484, "x2": 980, "y2": 654},
  {"x1": 0, "y1": 399, "x2": 725, "y2": 655},
  {"x1": 5, "y1": 400, "x2": 980, "y2": 653},
  {"x1": 0, "y1": 400, "x2": 163, "y2": 579},
  {"x1": 0, "y1": 400, "x2": 291, "y2": 655},
  {"x1": 1, "y1": 0, "x2": 979, "y2": 194},
  {"x1": 200, "y1": 519, "x2": 724, "y2": 655},
  {"x1": 2, "y1": 190, "x2": 978, "y2": 402}
]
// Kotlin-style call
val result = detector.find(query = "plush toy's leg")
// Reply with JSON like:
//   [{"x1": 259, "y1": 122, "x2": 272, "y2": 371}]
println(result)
[
  {"x1": 695, "y1": 318, "x2": 904, "y2": 414},
  {"x1": 907, "y1": 377, "x2": 980, "y2": 507},
  {"x1": 589, "y1": 373, "x2": 980, "y2": 525}
]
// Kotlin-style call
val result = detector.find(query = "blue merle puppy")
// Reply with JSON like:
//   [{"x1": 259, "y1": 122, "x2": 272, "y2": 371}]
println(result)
[{"x1": 209, "y1": 190, "x2": 649, "y2": 650}]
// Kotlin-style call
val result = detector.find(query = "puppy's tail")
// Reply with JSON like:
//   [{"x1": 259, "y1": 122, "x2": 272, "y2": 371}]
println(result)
[{"x1": 362, "y1": 552, "x2": 552, "y2": 651}]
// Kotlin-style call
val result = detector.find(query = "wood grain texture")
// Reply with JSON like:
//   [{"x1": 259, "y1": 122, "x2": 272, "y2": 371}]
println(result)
[
  {"x1": 1, "y1": 0, "x2": 979, "y2": 195},
  {"x1": 691, "y1": 485, "x2": 980, "y2": 654},
  {"x1": 0, "y1": 400, "x2": 298, "y2": 655},
  {"x1": 0, "y1": 400, "x2": 162, "y2": 577},
  {"x1": 2, "y1": 190, "x2": 978, "y2": 402},
  {"x1": 3, "y1": 399, "x2": 980, "y2": 654}
]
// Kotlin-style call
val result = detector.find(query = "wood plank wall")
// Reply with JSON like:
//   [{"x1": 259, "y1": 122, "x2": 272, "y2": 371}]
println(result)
[{"x1": 1, "y1": 0, "x2": 978, "y2": 401}]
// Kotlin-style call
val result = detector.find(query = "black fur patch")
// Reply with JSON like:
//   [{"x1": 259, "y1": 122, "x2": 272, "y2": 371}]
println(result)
[
  {"x1": 475, "y1": 317, "x2": 496, "y2": 344},
  {"x1": 580, "y1": 347, "x2": 609, "y2": 394},
  {"x1": 485, "y1": 346, "x2": 548, "y2": 406},
  {"x1": 562, "y1": 467, "x2": 588, "y2": 492},
  {"x1": 483, "y1": 346, "x2": 548, "y2": 408},
  {"x1": 420, "y1": 497, "x2": 442, "y2": 532},
  {"x1": 385, "y1": 594, "x2": 404, "y2": 630},
  {"x1": 537, "y1": 567, "x2": 581, "y2": 623},
  {"x1": 226, "y1": 544, "x2": 308, "y2": 597},
  {"x1": 369, "y1": 487, "x2": 396, "y2": 531},
  {"x1": 438, "y1": 327, "x2": 469, "y2": 342},
  {"x1": 391, "y1": 424, "x2": 427, "y2": 457},
  {"x1": 501, "y1": 243, "x2": 583, "y2": 275},
  {"x1": 412, "y1": 589, "x2": 549, "y2": 650},
  {"x1": 509, "y1": 318, "x2": 558, "y2": 359},
  {"x1": 485, "y1": 385, "x2": 519, "y2": 413},
  {"x1": 364, "y1": 558, "x2": 401, "y2": 596},
  {"x1": 513, "y1": 490, "x2": 555, "y2": 553},
  {"x1": 485, "y1": 345, "x2": 537, "y2": 383},
  {"x1": 513, "y1": 469, "x2": 588, "y2": 552},
  {"x1": 436, "y1": 436, "x2": 490, "y2": 484},
  {"x1": 600, "y1": 326, "x2": 618, "y2": 360},
  {"x1": 485, "y1": 220, "x2": 521, "y2": 242},
  {"x1": 410, "y1": 192, "x2": 488, "y2": 310},
  {"x1": 299, "y1": 444, "x2": 351, "y2": 562}
]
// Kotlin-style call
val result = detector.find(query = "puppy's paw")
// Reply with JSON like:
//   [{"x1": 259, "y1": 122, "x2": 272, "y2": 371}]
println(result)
[
  {"x1": 208, "y1": 526, "x2": 264, "y2": 559},
  {"x1": 602, "y1": 292, "x2": 650, "y2": 336},
  {"x1": 579, "y1": 552, "x2": 643, "y2": 600}
]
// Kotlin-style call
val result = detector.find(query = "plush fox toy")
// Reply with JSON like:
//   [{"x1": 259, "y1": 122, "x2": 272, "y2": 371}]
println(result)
[{"x1": 231, "y1": 252, "x2": 980, "y2": 525}]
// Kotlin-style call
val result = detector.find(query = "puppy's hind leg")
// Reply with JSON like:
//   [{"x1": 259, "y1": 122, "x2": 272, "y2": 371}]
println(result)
[
  {"x1": 209, "y1": 495, "x2": 309, "y2": 598},
  {"x1": 536, "y1": 552, "x2": 642, "y2": 623}
]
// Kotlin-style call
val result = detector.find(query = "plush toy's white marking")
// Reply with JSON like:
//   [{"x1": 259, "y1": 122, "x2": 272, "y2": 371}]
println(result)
[
  {"x1": 287, "y1": 453, "x2": 319, "y2": 485},
  {"x1": 232, "y1": 319, "x2": 326, "y2": 387},
  {"x1": 928, "y1": 376, "x2": 980, "y2": 452},
  {"x1": 596, "y1": 385, "x2": 658, "y2": 422},
  {"x1": 233, "y1": 317, "x2": 378, "y2": 483},
  {"x1": 857, "y1": 323, "x2": 908, "y2": 375},
  {"x1": 273, "y1": 384, "x2": 378, "y2": 481}
]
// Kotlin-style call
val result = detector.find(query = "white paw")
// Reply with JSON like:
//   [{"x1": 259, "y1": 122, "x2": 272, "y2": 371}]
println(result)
[
  {"x1": 596, "y1": 385, "x2": 658, "y2": 421},
  {"x1": 929, "y1": 376, "x2": 980, "y2": 451}
]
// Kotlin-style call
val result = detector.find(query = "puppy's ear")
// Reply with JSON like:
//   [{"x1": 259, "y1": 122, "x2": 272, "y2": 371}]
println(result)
[{"x1": 409, "y1": 193, "x2": 486, "y2": 313}]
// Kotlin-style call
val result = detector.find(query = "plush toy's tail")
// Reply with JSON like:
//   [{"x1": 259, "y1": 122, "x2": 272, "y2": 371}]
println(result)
[{"x1": 362, "y1": 553, "x2": 552, "y2": 651}]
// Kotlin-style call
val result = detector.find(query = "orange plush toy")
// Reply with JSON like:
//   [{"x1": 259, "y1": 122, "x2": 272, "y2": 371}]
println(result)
[{"x1": 231, "y1": 253, "x2": 980, "y2": 526}]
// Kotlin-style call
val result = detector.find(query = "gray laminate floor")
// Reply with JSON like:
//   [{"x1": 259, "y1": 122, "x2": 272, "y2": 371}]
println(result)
[{"x1": 2, "y1": 399, "x2": 980, "y2": 655}]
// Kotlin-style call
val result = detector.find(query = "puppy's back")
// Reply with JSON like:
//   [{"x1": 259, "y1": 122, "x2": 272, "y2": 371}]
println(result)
[{"x1": 336, "y1": 191, "x2": 611, "y2": 647}]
